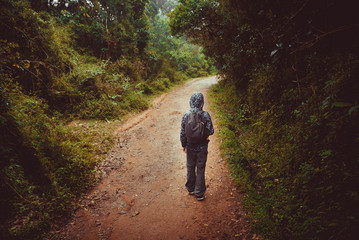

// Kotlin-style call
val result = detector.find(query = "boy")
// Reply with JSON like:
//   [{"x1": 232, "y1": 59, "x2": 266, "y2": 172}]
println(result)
[{"x1": 180, "y1": 92, "x2": 214, "y2": 201}]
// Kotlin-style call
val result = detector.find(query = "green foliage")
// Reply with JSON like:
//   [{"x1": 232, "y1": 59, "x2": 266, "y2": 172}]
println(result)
[
  {"x1": 0, "y1": 79, "x2": 98, "y2": 238},
  {"x1": 1, "y1": 0, "x2": 214, "y2": 238},
  {"x1": 53, "y1": 0, "x2": 151, "y2": 58},
  {"x1": 180, "y1": 0, "x2": 359, "y2": 239},
  {"x1": 146, "y1": 7, "x2": 215, "y2": 80},
  {"x1": 0, "y1": 0, "x2": 214, "y2": 239},
  {"x1": 210, "y1": 73, "x2": 359, "y2": 240}
]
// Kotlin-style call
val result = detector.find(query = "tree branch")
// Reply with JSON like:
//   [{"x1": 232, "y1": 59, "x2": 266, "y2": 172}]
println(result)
[
  {"x1": 5, "y1": 179, "x2": 32, "y2": 203},
  {"x1": 290, "y1": 24, "x2": 359, "y2": 54},
  {"x1": 290, "y1": 0, "x2": 310, "y2": 20}
]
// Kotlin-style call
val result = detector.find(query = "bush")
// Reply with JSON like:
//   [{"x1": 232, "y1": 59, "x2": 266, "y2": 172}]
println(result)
[
  {"x1": 210, "y1": 64, "x2": 359, "y2": 239},
  {"x1": 0, "y1": 80, "x2": 97, "y2": 238}
]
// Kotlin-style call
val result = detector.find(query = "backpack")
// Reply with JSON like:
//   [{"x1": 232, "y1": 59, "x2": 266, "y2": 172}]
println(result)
[{"x1": 185, "y1": 111, "x2": 206, "y2": 144}]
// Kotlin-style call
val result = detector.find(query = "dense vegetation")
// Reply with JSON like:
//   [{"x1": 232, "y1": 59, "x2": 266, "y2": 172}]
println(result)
[
  {"x1": 0, "y1": 0, "x2": 214, "y2": 238},
  {"x1": 170, "y1": 0, "x2": 358, "y2": 239}
]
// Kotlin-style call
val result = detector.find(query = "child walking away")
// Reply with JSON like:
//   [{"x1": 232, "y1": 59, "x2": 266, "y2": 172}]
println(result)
[{"x1": 180, "y1": 92, "x2": 214, "y2": 201}]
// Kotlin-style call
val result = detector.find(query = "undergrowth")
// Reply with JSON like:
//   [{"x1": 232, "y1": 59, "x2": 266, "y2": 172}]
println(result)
[
  {"x1": 0, "y1": 80, "x2": 98, "y2": 239},
  {"x1": 209, "y1": 76, "x2": 359, "y2": 240}
]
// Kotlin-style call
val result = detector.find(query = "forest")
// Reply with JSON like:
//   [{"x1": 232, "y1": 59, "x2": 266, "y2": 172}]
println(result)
[
  {"x1": 170, "y1": 0, "x2": 358, "y2": 239},
  {"x1": 0, "y1": 0, "x2": 214, "y2": 238},
  {"x1": 1, "y1": 0, "x2": 358, "y2": 239}
]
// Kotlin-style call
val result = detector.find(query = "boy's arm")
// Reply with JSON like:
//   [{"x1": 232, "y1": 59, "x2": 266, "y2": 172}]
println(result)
[
  {"x1": 203, "y1": 111, "x2": 214, "y2": 136},
  {"x1": 180, "y1": 113, "x2": 187, "y2": 148}
]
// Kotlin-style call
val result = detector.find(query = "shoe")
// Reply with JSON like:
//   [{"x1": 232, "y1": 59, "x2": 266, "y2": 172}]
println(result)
[
  {"x1": 197, "y1": 196, "x2": 205, "y2": 201},
  {"x1": 188, "y1": 191, "x2": 195, "y2": 195}
]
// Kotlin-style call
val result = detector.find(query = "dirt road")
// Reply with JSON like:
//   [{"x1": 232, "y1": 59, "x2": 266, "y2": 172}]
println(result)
[{"x1": 54, "y1": 76, "x2": 254, "y2": 240}]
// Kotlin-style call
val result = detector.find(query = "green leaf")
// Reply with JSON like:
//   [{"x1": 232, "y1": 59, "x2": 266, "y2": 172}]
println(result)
[
  {"x1": 320, "y1": 150, "x2": 332, "y2": 157},
  {"x1": 332, "y1": 102, "x2": 351, "y2": 107},
  {"x1": 348, "y1": 105, "x2": 359, "y2": 115}
]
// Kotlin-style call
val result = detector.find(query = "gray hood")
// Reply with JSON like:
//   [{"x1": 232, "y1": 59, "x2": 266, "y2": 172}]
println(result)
[{"x1": 189, "y1": 92, "x2": 204, "y2": 112}]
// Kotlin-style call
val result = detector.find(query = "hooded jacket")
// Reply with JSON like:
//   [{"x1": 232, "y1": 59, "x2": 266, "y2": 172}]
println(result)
[{"x1": 180, "y1": 92, "x2": 214, "y2": 151}]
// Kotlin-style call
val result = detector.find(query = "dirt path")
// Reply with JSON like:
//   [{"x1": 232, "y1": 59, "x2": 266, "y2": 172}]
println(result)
[{"x1": 54, "y1": 76, "x2": 255, "y2": 240}]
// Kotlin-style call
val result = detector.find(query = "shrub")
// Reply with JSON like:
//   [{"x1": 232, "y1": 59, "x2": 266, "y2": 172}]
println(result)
[{"x1": 0, "y1": 80, "x2": 97, "y2": 238}]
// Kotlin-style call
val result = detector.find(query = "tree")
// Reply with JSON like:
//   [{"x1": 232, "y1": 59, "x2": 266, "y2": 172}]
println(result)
[{"x1": 170, "y1": 1, "x2": 359, "y2": 239}]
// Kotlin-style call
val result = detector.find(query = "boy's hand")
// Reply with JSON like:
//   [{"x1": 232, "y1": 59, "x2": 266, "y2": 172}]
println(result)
[{"x1": 182, "y1": 147, "x2": 187, "y2": 154}]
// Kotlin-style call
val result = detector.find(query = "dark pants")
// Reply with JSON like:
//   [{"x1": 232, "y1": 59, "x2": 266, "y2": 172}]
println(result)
[{"x1": 185, "y1": 149, "x2": 208, "y2": 198}]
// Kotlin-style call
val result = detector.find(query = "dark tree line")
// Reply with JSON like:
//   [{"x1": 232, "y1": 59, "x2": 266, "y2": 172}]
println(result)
[{"x1": 170, "y1": 0, "x2": 359, "y2": 239}]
